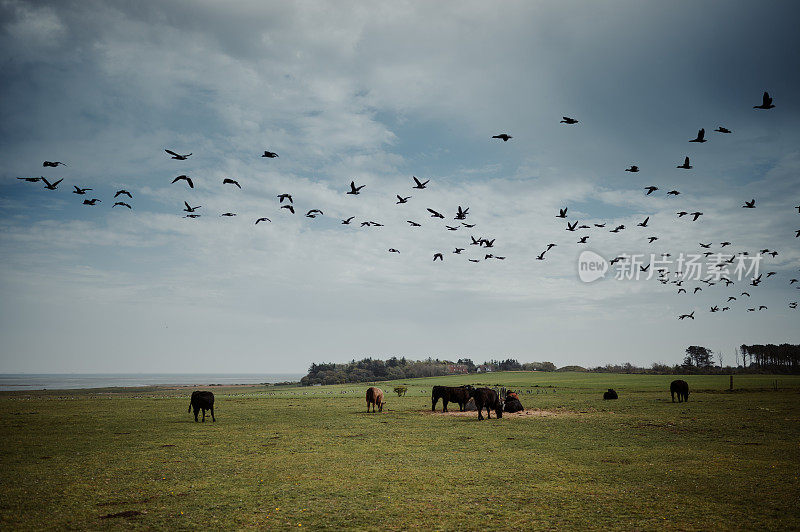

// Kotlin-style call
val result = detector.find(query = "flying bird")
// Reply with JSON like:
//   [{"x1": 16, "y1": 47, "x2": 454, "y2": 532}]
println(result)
[
  {"x1": 445, "y1": 225, "x2": 459, "y2": 231},
  {"x1": 388, "y1": 248, "x2": 400, "y2": 253},
  {"x1": 689, "y1": 128, "x2": 707, "y2": 143},
  {"x1": 715, "y1": 126, "x2": 732, "y2": 133},
  {"x1": 165, "y1": 149, "x2": 191, "y2": 160},
  {"x1": 753, "y1": 91, "x2": 775, "y2": 109},
  {"x1": 667, "y1": 190, "x2": 680, "y2": 196},
  {"x1": 546, "y1": 243, "x2": 557, "y2": 251},
  {"x1": 262, "y1": 150, "x2": 279, "y2": 158},
  {"x1": 407, "y1": 220, "x2": 421, "y2": 227},
  {"x1": 433, "y1": 253, "x2": 443, "y2": 261},
  {"x1": 42, "y1": 161, "x2": 67, "y2": 167},
  {"x1": 454, "y1": 206, "x2": 469, "y2": 220},
  {"x1": 184, "y1": 214, "x2": 200, "y2": 218},
  {"x1": 690, "y1": 212, "x2": 703, "y2": 221},
  {"x1": 561, "y1": 116, "x2": 579, "y2": 124},
  {"x1": 72, "y1": 186, "x2": 92, "y2": 195},
  {"x1": 396, "y1": 195, "x2": 411, "y2": 204},
  {"x1": 113, "y1": 202, "x2": 132, "y2": 209},
  {"x1": 277, "y1": 194, "x2": 293, "y2": 203},
  {"x1": 648, "y1": 236, "x2": 658, "y2": 243},
  {"x1": 577, "y1": 236, "x2": 589, "y2": 244},
  {"x1": 625, "y1": 165, "x2": 639, "y2": 172},
  {"x1": 492, "y1": 134, "x2": 512, "y2": 141},
  {"x1": 41, "y1": 177, "x2": 63, "y2": 190},
  {"x1": 677, "y1": 211, "x2": 688, "y2": 217},
  {"x1": 678, "y1": 312, "x2": 695, "y2": 320},
  {"x1": 699, "y1": 243, "x2": 711, "y2": 249},
  {"x1": 114, "y1": 190, "x2": 132, "y2": 198},
  {"x1": 347, "y1": 181, "x2": 365, "y2": 195},
  {"x1": 556, "y1": 208, "x2": 568, "y2": 218},
  {"x1": 427, "y1": 208, "x2": 444, "y2": 219},
  {"x1": 83, "y1": 198, "x2": 101, "y2": 206},
  {"x1": 255, "y1": 217, "x2": 271, "y2": 224},
  {"x1": 644, "y1": 186, "x2": 658, "y2": 195},
  {"x1": 637, "y1": 216, "x2": 650, "y2": 227},
  {"x1": 677, "y1": 157, "x2": 692, "y2": 169},
  {"x1": 281, "y1": 205, "x2": 295, "y2": 214},
  {"x1": 454, "y1": 248, "x2": 464, "y2": 254},
  {"x1": 742, "y1": 199, "x2": 755, "y2": 208},
  {"x1": 566, "y1": 221, "x2": 578, "y2": 231},
  {"x1": 220, "y1": 212, "x2": 236, "y2": 217},
  {"x1": 341, "y1": 216, "x2": 355, "y2": 225},
  {"x1": 462, "y1": 223, "x2": 476, "y2": 228},
  {"x1": 223, "y1": 178, "x2": 241, "y2": 189},
  {"x1": 306, "y1": 209, "x2": 323, "y2": 218},
  {"x1": 172, "y1": 175, "x2": 194, "y2": 188},
  {"x1": 17, "y1": 177, "x2": 41, "y2": 182},
  {"x1": 183, "y1": 202, "x2": 201, "y2": 212},
  {"x1": 412, "y1": 176, "x2": 429, "y2": 189}
]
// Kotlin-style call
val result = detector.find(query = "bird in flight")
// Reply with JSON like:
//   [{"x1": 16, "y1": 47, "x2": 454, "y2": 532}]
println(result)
[
  {"x1": 172, "y1": 175, "x2": 193, "y2": 188},
  {"x1": 347, "y1": 181, "x2": 365, "y2": 195},
  {"x1": 566, "y1": 221, "x2": 578, "y2": 231},
  {"x1": 625, "y1": 165, "x2": 639, "y2": 172},
  {"x1": 262, "y1": 150, "x2": 279, "y2": 158},
  {"x1": 577, "y1": 236, "x2": 589, "y2": 244},
  {"x1": 115, "y1": 190, "x2": 132, "y2": 198},
  {"x1": 742, "y1": 199, "x2": 756, "y2": 208},
  {"x1": 648, "y1": 236, "x2": 658, "y2": 243},
  {"x1": 455, "y1": 206, "x2": 469, "y2": 219},
  {"x1": 183, "y1": 202, "x2": 201, "y2": 212},
  {"x1": 715, "y1": 126, "x2": 732, "y2": 133},
  {"x1": 184, "y1": 214, "x2": 200, "y2": 219},
  {"x1": 72, "y1": 186, "x2": 92, "y2": 195},
  {"x1": 492, "y1": 134, "x2": 512, "y2": 141},
  {"x1": 388, "y1": 248, "x2": 400, "y2": 253},
  {"x1": 690, "y1": 212, "x2": 703, "y2": 221},
  {"x1": 42, "y1": 161, "x2": 67, "y2": 167},
  {"x1": 667, "y1": 190, "x2": 680, "y2": 196},
  {"x1": 546, "y1": 243, "x2": 557, "y2": 251},
  {"x1": 255, "y1": 217, "x2": 271, "y2": 224},
  {"x1": 221, "y1": 212, "x2": 236, "y2": 217},
  {"x1": 561, "y1": 116, "x2": 579, "y2": 124},
  {"x1": 341, "y1": 216, "x2": 355, "y2": 224},
  {"x1": 699, "y1": 243, "x2": 711, "y2": 249},
  {"x1": 454, "y1": 248, "x2": 464, "y2": 254},
  {"x1": 678, "y1": 312, "x2": 695, "y2": 320},
  {"x1": 720, "y1": 241, "x2": 731, "y2": 247},
  {"x1": 223, "y1": 178, "x2": 241, "y2": 189},
  {"x1": 41, "y1": 177, "x2": 63, "y2": 190},
  {"x1": 412, "y1": 176, "x2": 429, "y2": 189},
  {"x1": 556, "y1": 208, "x2": 568, "y2": 218},
  {"x1": 644, "y1": 186, "x2": 658, "y2": 195},
  {"x1": 407, "y1": 220, "x2": 421, "y2": 227},
  {"x1": 637, "y1": 217, "x2": 650, "y2": 227},
  {"x1": 535, "y1": 251, "x2": 546, "y2": 260},
  {"x1": 427, "y1": 208, "x2": 444, "y2": 219},
  {"x1": 165, "y1": 149, "x2": 191, "y2": 160},
  {"x1": 113, "y1": 202, "x2": 132, "y2": 209},
  {"x1": 281, "y1": 205, "x2": 295, "y2": 214},
  {"x1": 277, "y1": 194, "x2": 293, "y2": 203},
  {"x1": 462, "y1": 222, "x2": 476, "y2": 228},
  {"x1": 677, "y1": 157, "x2": 692, "y2": 169},
  {"x1": 689, "y1": 128, "x2": 707, "y2": 143},
  {"x1": 17, "y1": 176, "x2": 41, "y2": 182},
  {"x1": 83, "y1": 198, "x2": 101, "y2": 206},
  {"x1": 396, "y1": 195, "x2": 411, "y2": 204},
  {"x1": 677, "y1": 211, "x2": 688, "y2": 217},
  {"x1": 445, "y1": 225, "x2": 459, "y2": 231},
  {"x1": 433, "y1": 253, "x2": 443, "y2": 261},
  {"x1": 306, "y1": 209, "x2": 323, "y2": 218},
  {"x1": 753, "y1": 91, "x2": 775, "y2": 110}
]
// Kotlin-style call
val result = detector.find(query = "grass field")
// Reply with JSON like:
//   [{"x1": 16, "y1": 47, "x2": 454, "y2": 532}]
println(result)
[{"x1": 1, "y1": 372, "x2": 799, "y2": 530}]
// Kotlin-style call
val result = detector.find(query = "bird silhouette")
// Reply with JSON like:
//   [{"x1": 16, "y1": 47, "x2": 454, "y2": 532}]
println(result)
[
  {"x1": 165, "y1": 149, "x2": 191, "y2": 160},
  {"x1": 454, "y1": 206, "x2": 469, "y2": 219},
  {"x1": 667, "y1": 190, "x2": 680, "y2": 196},
  {"x1": 306, "y1": 209, "x2": 323, "y2": 218},
  {"x1": 492, "y1": 134, "x2": 512, "y2": 141},
  {"x1": 407, "y1": 220, "x2": 421, "y2": 227},
  {"x1": 412, "y1": 176, "x2": 429, "y2": 189},
  {"x1": 753, "y1": 91, "x2": 775, "y2": 109},
  {"x1": 445, "y1": 225, "x2": 459, "y2": 231},
  {"x1": 690, "y1": 212, "x2": 703, "y2": 221},
  {"x1": 689, "y1": 128, "x2": 707, "y2": 143},
  {"x1": 42, "y1": 161, "x2": 67, "y2": 167},
  {"x1": 742, "y1": 199, "x2": 755, "y2": 208},
  {"x1": 172, "y1": 175, "x2": 194, "y2": 188},
  {"x1": 677, "y1": 211, "x2": 688, "y2": 217},
  {"x1": 556, "y1": 208, "x2": 568, "y2": 218},
  {"x1": 83, "y1": 198, "x2": 101, "y2": 206},
  {"x1": 17, "y1": 177, "x2": 41, "y2": 182},
  {"x1": 546, "y1": 243, "x2": 557, "y2": 251},
  {"x1": 184, "y1": 214, "x2": 200, "y2": 218},
  {"x1": 113, "y1": 202, "x2": 132, "y2": 209},
  {"x1": 281, "y1": 205, "x2": 295, "y2": 214},
  {"x1": 72, "y1": 186, "x2": 92, "y2": 195},
  {"x1": 577, "y1": 236, "x2": 589, "y2": 243},
  {"x1": 462, "y1": 223, "x2": 476, "y2": 228},
  {"x1": 535, "y1": 251, "x2": 546, "y2": 260},
  {"x1": 114, "y1": 190, "x2": 132, "y2": 198},
  {"x1": 388, "y1": 248, "x2": 400, "y2": 253},
  {"x1": 469, "y1": 259, "x2": 481, "y2": 263},
  {"x1": 427, "y1": 208, "x2": 444, "y2": 219},
  {"x1": 694, "y1": 287, "x2": 702, "y2": 294},
  {"x1": 482, "y1": 239, "x2": 495, "y2": 248},
  {"x1": 220, "y1": 212, "x2": 236, "y2": 217},
  {"x1": 341, "y1": 216, "x2": 355, "y2": 224},
  {"x1": 678, "y1": 288, "x2": 686, "y2": 294},
  {"x1": 255, "y1": 217, "x2": 271, "y2": 224},
  {"x1": 677, "y1": 157, "x2": 692, "y2": 169},
  {"x1": 183, "y1": 202, "x2": 201, "y2": 212},
  {"x1": 561, "y1": 116, "x2": 579, "y2": 124},
  {"x1": 699, "y1": 243, "x2": 711, "y2": 249},
  {"x1": 594, "y1": 223, "x2": 606, "y2": 228},
  {"x1": 277, "y1": 194, "x2": 293, "y2": 203},
  {"x1": 433, "y1": 253, "x2": 443, "y2": 261},
  {"x1": 678, "y1": 312, "x2": 695, "y2": 320},
  {"x1": 566, "y1": 221, "x2": 578, "y2": 231},
  {"x1": 715, "y1": 126, "x2": 732, "y2": 133},
  {"x1": 625, "y1": 165, "x2": 639, "y2": 172},
  {"x1": 223, "y1": 178, "x2": 241, "y2": 189},
  {"x1": 396, "y1": 195, "x2": 411, "y2": 204},
  {"x1": 262, "y1": 150, "x2": 279, "y2": 158},
  {"x1": 453, "y1": 248, "x2": 465, "y2": 254},
  {"x1": 644, "y1": 186, "x2": 658, "y2": 195},
  {"x1": 347, "y1": 181, "x2": 365, "y2": 195},
  {"x1": 637, "y1": 216, "x2": 650, "y2": 227},
  {"x1": 41, "y1": 177, "x2": 63, "y2": 190},
  {"x1": 648, "y1": 236, "x2": 658, "y2": 243}
]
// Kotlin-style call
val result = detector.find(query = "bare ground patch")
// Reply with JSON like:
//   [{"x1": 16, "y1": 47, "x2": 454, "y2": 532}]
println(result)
[{"x1": 422, "y1": 408, "x2": 575, "y2": 418}]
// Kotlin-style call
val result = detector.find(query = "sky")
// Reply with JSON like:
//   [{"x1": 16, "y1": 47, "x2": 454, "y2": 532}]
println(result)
[{"x1": 1, "y1": 0, "x2": 799, "y2": 374}]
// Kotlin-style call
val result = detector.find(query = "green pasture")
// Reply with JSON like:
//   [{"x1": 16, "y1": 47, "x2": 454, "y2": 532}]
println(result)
[{"x1": 1, "y1": 372, "x2": 798, "y2": 530}]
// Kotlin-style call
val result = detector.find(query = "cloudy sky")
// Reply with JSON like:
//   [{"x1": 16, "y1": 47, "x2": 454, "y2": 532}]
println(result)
[{"x1": 1, "y1": 1, "x2": 798, "y2": 374}]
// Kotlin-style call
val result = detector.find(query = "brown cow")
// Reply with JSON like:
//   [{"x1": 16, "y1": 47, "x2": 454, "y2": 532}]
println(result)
[{"x1": 366, "y1": 387, "x2": 385, "y2": 413}]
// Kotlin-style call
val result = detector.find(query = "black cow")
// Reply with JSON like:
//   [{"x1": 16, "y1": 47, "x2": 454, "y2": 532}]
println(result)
[
  {"x1": 603, "y1": 389, "x2": 618, "y2": 400},
  {"x1": 189, "y1": 390, "x2": 215, "y2": 422},
  {"x1": 670, "y1": 380, "x2": 689, "y2": 403},
  {"x1": 432, "y1": 385, "x2": 473, "y2": 412},
  {"x1": 470, "y1": 387, "x2": 503, "y2": 420}
]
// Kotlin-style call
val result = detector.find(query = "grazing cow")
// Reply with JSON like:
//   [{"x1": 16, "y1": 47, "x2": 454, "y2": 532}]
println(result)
[
  {"x1": 670, "y1": 380, "x2": 689, "y2": 403},
  {"x1": 432, "y1": 385, "x2": 474, "y2": 412},
  {"x1": 470, "y1": 387, "x2": 503, "y2": 420},
  {"x1": 188, "y1": 390, "x2": 215, "y2": 422},
  {"x1": 503, "y1": 392, "x2": 524, "y2": 413},
  {"x1": 603, "y1": 389, "x2": 618, "y2": 400},
  {"x1": 366, "y1": 387, "x2": 385, "y2": 413}
]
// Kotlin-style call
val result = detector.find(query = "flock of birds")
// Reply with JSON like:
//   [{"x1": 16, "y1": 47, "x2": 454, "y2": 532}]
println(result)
[{"x1": 14, "y1": 92, "x2": 799, "y2": 320}]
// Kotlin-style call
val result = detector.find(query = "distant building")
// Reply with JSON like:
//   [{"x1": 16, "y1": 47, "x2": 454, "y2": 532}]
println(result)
[
  {"x1": 477, "y1": 364, "x2": 494, "y2": 373},
  {"x1": 446, "y1": 364, "x2": 469, "y2": 374}
]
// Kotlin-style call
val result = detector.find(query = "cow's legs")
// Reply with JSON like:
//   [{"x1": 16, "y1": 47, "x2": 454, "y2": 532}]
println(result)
[
  {"x1": 671, "y1": 391, "x2": 675, "y2": 403},
  {"x1": 210, "y1": 405, "x2": 215, "y2": 422},
  {"x1": 477, "y1": 405, "x2": 484, "y2": 420},
  {"x1": 486, "y1": 407, "x2": 491, "y2": 419},
  {"x1": 201, "y1": 408, "x2": 206, "y2": 422},
  {"x1": 193, "y1": 407, "x2": 199, "y2": 422},
  {"x1": 432, "y1": 397, "x2": 438, "y2": 411},
  {"x1": 443, "y1": 399, "x2": 448, "y2": 413}
]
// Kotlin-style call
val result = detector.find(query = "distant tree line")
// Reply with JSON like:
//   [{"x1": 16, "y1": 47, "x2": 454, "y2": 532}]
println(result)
[
  {"x1": 300, "y1": 357, "x2": 557, "y2": 386},
  {"x1": 739, "y1": 344, "x2": 800, "y2": 372}
]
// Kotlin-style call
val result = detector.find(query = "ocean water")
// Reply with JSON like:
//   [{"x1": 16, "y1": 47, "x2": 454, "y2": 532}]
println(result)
[{"x1": 0, "y1": 373, "x2": 303, "y2": 391}]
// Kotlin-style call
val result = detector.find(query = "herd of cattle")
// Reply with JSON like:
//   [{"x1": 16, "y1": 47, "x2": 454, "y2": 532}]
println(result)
[{"x1": 188, "y1": 380, "x2": 691, "y2": 422}]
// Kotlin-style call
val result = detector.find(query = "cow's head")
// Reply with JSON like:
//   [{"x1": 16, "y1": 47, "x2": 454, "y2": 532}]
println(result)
[{"x1": 378, "y1": 400, "x2": 386, "y2": 412}]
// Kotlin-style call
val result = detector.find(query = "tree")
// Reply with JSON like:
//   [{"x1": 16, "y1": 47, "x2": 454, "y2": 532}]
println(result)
[{"x1": 684, "y1": 346, "x2": 713, "y2": 368}]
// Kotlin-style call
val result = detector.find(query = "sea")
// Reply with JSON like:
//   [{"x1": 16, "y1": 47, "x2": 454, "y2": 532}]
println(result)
[{"x1": 0, "y1": 373, "x2": 304, "y2": 392}]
